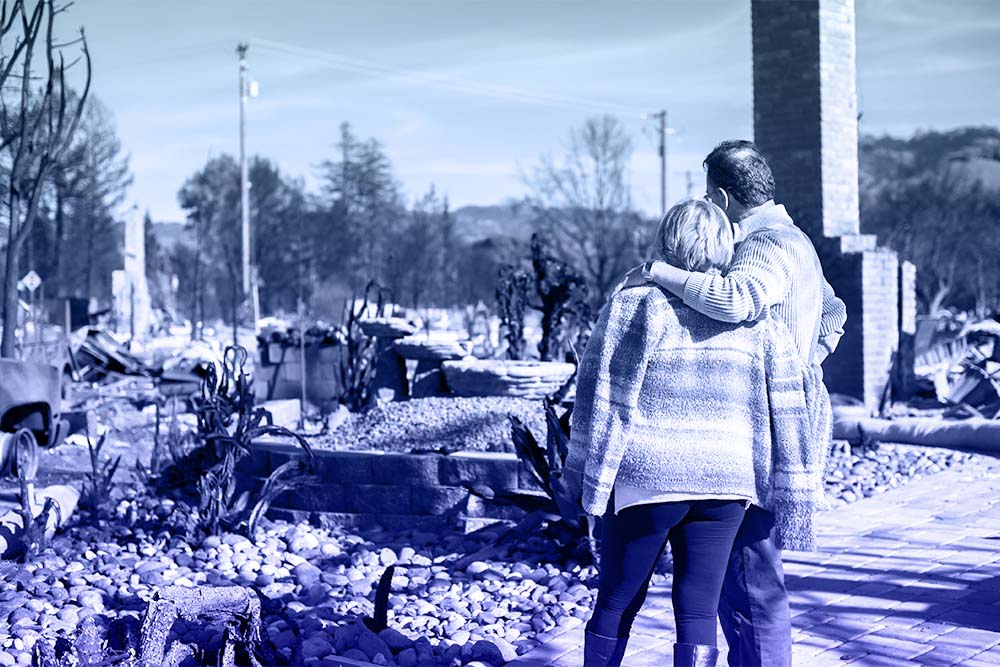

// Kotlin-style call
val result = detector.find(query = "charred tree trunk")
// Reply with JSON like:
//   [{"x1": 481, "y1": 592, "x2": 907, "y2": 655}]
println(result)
[
  {"x1": 0, "y1": 0, "x2": 91, "y2": 358},
  {"x1": 232, "y1": 274, "x2": 238, "y2": 347},
  {"x1": 84, "y1": 209, "x2": 95, "y2": 302},
  {"x1": 192, "y1": 223, "x2": 203, "y2": 340},
  {"x1": 1, "y1": 204, "x2": 22, "y2": 357},
  {"x1": 53, "y1": 181, "x2": 65, "y2": 295},
  {"x1": 138, "y1": 585, "x2": 292, "y2": 667}
]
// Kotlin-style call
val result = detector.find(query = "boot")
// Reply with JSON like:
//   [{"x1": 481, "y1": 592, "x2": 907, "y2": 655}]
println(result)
[
  {"x1": 673, "y1": 642, "x2": 719, "y2": 667},
  {"x1": 583, "y1": 630, "x2": 629, "y2": 666}
]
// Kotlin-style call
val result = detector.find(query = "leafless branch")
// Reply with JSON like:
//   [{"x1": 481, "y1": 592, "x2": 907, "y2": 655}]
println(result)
[
  {"x1": 2, "y1": 0, "x2": 91, "y2": 356},
  {"x1": 0, "y1": 2, "x2": 41, "y2": 96},
  {"x1": 50, "y1": 35, "x2": 84, "y2": 48}
]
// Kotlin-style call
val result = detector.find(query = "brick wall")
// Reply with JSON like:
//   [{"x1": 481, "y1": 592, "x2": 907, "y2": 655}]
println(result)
[
  {"x1": 895, "y1": 261, "x2": 918, "y2": 399},
  {"x1": 751, "y1": 0, "x2": 860, "y2": 242},
  {"x1": 751, "y1": 0, "x2": 911, "y2": 412},
  {"x1": 861, "y1": 250, "x2": 900, "y2": 411},
  {"x1": 818, "y1": 0, "x2": 861, "y2": 239}
]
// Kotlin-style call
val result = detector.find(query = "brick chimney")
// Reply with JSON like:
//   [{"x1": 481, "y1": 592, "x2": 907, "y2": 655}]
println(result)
[{"x1": 751, "y1": 0, "x2": 912, "y2": 412}]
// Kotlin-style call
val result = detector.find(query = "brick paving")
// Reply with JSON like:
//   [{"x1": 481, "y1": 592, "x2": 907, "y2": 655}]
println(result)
[{"x1": 507, "y1": 455, "x2": 1000, "y2": 666}]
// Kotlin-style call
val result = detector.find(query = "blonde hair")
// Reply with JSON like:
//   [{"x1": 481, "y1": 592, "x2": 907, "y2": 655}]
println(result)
[{"x1": 650, "y1": 199, "x2": 734, "y2": 272}]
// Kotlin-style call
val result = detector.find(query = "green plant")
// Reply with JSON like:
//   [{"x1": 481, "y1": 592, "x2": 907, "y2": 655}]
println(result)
[
  {"x1": 157, "y1": 345, "x2": 317, "y2": 538},
  {"x1": 80, "y1": 433, "x2": 121, "y2": 511},
  {"x1": 462, "y1": 400, "x2": 598, "y2": 566},
  {"x1": 338, "y1": 280, "x2": 392, "y2": 411}
]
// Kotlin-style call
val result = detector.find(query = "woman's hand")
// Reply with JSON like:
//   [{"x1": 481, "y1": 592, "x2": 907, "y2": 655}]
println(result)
[{"x1": 615, "y1": 263, "x2": 650, "y2": 292}]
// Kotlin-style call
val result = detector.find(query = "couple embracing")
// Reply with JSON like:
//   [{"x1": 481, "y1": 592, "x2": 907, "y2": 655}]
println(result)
[{"x1": 565, "y1": 140, "x2": 847, "y2": 667}]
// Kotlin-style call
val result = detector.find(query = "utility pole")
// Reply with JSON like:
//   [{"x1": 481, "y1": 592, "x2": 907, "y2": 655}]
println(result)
[
  {"x1": 658, "y1": 110, "x2": 667, "y2": 219},
  {"x1": 237, "y1": 43, "x2": 256, "y2": 336},
  {"x1": 644, "y1": 110, "x2": 668, "y2": 219},
  {"x1": 685, "y1": 170, "x2": 694, "y2": 199}
]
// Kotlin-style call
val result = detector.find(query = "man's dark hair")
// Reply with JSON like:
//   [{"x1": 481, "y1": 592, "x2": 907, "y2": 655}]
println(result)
[{"x1": 703, "y1": 140, "x2": 775, "y2": 207}]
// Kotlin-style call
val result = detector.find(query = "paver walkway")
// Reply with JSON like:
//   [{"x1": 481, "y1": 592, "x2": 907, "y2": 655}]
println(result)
[{"x1": 507, "y1": 455, "x2": 1000, "y2": 666}]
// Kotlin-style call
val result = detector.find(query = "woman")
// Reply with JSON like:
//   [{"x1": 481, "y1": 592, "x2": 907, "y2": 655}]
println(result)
[{"x1": 565, "y1": 199, "x2": 823, "y2": 667}]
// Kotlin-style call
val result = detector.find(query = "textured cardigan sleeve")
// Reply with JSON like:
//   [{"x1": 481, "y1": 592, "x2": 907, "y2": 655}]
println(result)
[
  {"x1": 680, "y1": 232, "x2": 792, "y2": 324},
  {"x1": 816, "y1": 278, "x2": 847, "y2": 364},
  {"x1": 762, "y1": 319, "x2": 825, "y2": 551},
  {"x1": 566, "y1": 288, "x2": 665, "y2": 516}
]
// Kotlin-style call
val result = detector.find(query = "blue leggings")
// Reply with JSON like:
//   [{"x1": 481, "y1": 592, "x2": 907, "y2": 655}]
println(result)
[{"x1": 587, "y1": 498, "x2": 746, "y2": 646}]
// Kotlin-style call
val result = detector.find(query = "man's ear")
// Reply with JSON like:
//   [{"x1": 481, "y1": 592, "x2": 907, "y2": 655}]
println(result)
[{"x1": 718, "y1": 188, "x2": 730, "y2": 211}]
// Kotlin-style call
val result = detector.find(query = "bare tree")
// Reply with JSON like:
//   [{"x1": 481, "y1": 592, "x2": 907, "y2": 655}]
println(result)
[
  {"x1": 0, "y1": 0, "x2": 90, "y2": 357},
  {"x1": 525, "y1": 115, "x2": 648, "y2": 308}
]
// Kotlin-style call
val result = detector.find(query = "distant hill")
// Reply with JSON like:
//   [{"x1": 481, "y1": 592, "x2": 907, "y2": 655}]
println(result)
[
  {"x1": 451, "y1": 203, "x2": 536, "y2": 245},
  {"x1": 151, "y1": 221, "x2": 193, "y2": 250},
  {"x1": 860, "y1": 127, "x2": 1000, "y2": 190},
  {"x1": 148, "y1": 205, "x2": 538, "y2": 252}
]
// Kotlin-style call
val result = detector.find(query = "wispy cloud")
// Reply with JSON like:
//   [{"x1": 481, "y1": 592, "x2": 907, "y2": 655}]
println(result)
[{"x1": 71, "y1": 0, "x2": 997, "y2": 222}]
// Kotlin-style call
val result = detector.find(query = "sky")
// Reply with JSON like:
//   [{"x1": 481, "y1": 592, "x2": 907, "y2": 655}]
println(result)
[{"x1": 66, "y1": 0, "x2": 1000, "y2": 222}]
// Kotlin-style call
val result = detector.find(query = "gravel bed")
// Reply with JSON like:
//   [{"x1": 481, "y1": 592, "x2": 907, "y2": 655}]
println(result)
[
  {"x1": 822, "y1": 440, "x2": 977, "y2": 506},
  {"x1": 313, "y1": 397, "x2": 546, "y2": 454},
  {"x1": 0, "y1": 439, "x2": 982, "y2": 666},
  {"x1": 0, "y1": 492, "x2": 602, "y2": 667}
]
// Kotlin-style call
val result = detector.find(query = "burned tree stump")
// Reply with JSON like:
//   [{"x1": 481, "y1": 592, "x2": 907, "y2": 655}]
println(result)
[{"x1": 138, "y1": 585, "x2": 291, "y2": 667}]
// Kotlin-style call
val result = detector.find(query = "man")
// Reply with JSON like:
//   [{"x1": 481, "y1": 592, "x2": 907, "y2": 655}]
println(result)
[{"x1": 622, "y1": 140, "x2": 846, "y2": 667}]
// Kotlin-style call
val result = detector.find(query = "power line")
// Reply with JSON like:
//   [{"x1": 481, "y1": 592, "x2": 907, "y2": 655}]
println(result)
[
  {"x1": 250, "y1": 37, "x2": 649, "y2": 119},
  {"x1": 100, "y1": 40, "x2": 233, "y2": 73}
]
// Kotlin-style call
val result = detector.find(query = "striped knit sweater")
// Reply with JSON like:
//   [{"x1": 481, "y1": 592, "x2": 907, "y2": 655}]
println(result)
[
  {"x1": 679, "y1": 203, "x2": 846, "y2": 365},
  {"x1": 565, "y1": 285, "x2": 828, "y2": 551}
]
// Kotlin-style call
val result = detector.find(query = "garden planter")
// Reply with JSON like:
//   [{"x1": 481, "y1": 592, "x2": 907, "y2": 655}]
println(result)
[
  {"x1": 358, "y1": 317, "x2": 417, "y2": 339},
  {"x1": 257, "y1": 344, "x2": 343, "y2": 405},
  {"x1": 442, "y1": 359, "x2": 575, "y2": 400},
  {"x1": 394, "y1": 335, "x2": 473, "y2": 398},
  {"x1": 393, "y1": 334, "x2": 471, "y2": 361},
  {"x1": 359, "y1": 318, "x2": 417, "y2": 403}
]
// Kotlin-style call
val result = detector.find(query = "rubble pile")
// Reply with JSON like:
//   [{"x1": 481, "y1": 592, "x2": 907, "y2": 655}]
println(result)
[
  {"x1": 258, "y1": 320, "x2": 349, "y2": 350},
  {"x1": 72, "y1": 328, "x2": 149, "y2": 383},
  {"x1": 914, "y1": 316, "x2": 1000, "y2": 418}
]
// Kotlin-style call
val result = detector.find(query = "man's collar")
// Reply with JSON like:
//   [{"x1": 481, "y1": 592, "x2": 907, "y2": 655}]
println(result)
[{"x1": 734, "y1": 201, "x2": 792, "y2": 240}]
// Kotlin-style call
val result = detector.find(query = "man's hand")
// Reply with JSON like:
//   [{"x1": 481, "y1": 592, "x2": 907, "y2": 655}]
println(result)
[{"x1": 615, "y1": 264, "x2": 650, "y2": 293}]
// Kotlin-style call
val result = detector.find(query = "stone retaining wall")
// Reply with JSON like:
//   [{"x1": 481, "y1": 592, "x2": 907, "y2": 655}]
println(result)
[{"x1": 242, "y1": 438, "x2": 544, "y2": 532}]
